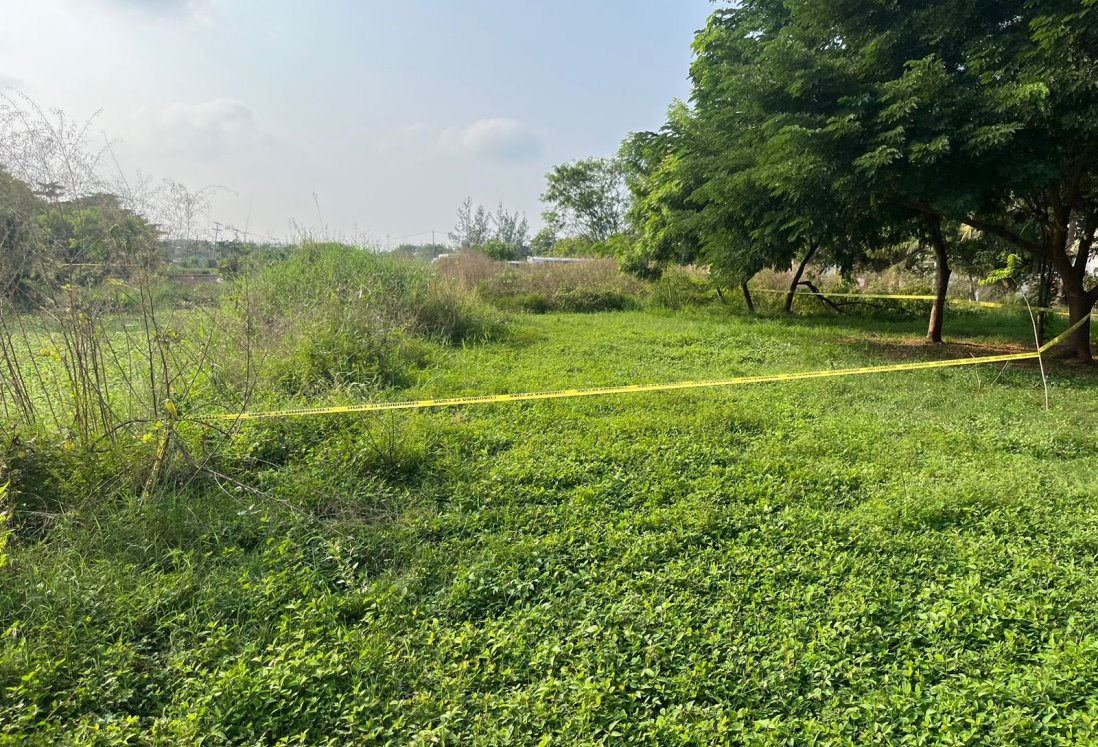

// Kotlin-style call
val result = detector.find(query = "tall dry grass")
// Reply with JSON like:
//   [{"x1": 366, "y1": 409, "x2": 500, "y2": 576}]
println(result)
[{"x1": 437, "y1": 254, "x2": 648, "y2": 313}]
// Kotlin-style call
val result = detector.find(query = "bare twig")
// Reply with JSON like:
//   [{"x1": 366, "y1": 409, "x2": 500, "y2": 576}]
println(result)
[{"x1": 1025, "y1": 297, "x2": 1051, "y2": 410}]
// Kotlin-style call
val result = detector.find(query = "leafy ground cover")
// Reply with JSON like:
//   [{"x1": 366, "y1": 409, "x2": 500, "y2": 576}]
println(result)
[{"x1": 3, "y1": 308, "x2": 1098, "y2": 744}]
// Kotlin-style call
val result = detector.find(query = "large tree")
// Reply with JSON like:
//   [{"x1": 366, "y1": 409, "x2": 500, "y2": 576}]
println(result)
[
  {"x1": 623, "y1": 14, "x2": 897, "y2": 320},
  {"x1": 710, "y1": 0, "x2": 1098, "y2": 358},
  {"x1": 835, "y1": 0, "x2": 1098, "y2": 357},
  {"x1": 618, "y1": 105, "x2": 704, "y2": 280},
  {"x1": 668, "y1": 0, "x2": 1098, "y2": 352},
  {"x1": 620, "y1": 98, "x2": 872, "y2": 315},
  {"x1": 691, "y1": 3, "x2": 958, "y2": 333}
]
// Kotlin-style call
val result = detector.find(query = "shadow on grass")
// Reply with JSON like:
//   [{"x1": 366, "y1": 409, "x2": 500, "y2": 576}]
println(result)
[
  {"x1": 845, "y1": 337, "x2": 1098, "y2": 377},
  {"x1": 700, "y1": 302, "x2": 1098, "y2": 380},
  {"x1": 769, "y1": 307, "x2": 1038, "y2": 341}
]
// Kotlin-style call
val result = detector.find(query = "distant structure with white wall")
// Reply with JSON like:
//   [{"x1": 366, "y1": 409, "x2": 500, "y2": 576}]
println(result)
[{"x1": 526, "y1": 256, "x2": 591, "y2": 265}]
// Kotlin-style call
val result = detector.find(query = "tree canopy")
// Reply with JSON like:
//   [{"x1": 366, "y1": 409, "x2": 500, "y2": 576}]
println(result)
[
  {"x1": 0, "y1": 169, "x2": 161, "y2": 300},
  {"x1": 625, "y1": 0, "x2": 1098, "y2": 358},
  {"x1": 541, "y1": 158, "x2": 629, "y2": 243},
  {"x1": 0, "y1": 167, "x2": 44, "y2": 298}
]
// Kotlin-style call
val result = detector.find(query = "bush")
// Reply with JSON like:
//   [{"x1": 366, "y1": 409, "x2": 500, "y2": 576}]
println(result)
[
  {"x1": 411, "y1": 279, "x2": 498, "y2": 343},
  {"x1": 505, "y1": 293, "x2": 553, "y2": 314},
  {"x1": 648, "y1": 267, "x2": 716, "y2": 310},
  {"x1": 555, "y1": 287, "x2": 635, "y2": 312},
  {"x1": 265, "y1": 316, "x2": 430, "y2": 394},
  {"x1": 0, "y1": 428, "x2": 164, "y2": 537},
  {"x1": 235, "y1": 243, "x2": 502, "y2": 395}
]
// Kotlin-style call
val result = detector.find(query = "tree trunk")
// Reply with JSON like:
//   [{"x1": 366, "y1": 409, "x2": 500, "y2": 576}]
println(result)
[
  {"x1": 926, "y1": 217, "x2": 951, "y2": 344},
  {"x1": 953, "y1": 203, "x2": 1093, "y2": 360},
  {"x1": 784, "y1": 241, "x2": 820, "y2": 314},
  {"x1": 1049, "y1": 232, "x2": 1095, "y2": 363},
  {"x1": 741, "y1": 281, "x2": 755, "y2": 316},
  {"x1": 1062, "y1": 283, "x2": 1095, "y2": 362}
]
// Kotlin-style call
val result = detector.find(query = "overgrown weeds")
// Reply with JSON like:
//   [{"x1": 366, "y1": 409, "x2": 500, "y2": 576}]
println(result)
[
  {"x1": 0, "y1": 241, "x2": 503, "y2": 535},
  {"x1": 439, "y1": 254, "x2": 648, "y2": 313},
  {"x1": 241, "y1": 243, "x2": 503, "y2": 395}
]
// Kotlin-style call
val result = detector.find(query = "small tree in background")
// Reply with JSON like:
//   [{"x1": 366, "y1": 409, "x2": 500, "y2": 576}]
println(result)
[
  {"x1": 449, "y1": 198, "x2": 529, "y2": 260},
  {"x1": 529, "y1": 225, "x2": 557, "y2": 256},
  {"x1": 541, "y1": 158, "x2": 628, "y2": 243},
  {"x1": 493, "y1": 204, "x2": 528, "y2": 254},
  {"x1": 0, "y1": 95, "x2": 245, "y2": 498},
  {"x1": 448, "y1": 197, "x2": 492, "y2": 250}
]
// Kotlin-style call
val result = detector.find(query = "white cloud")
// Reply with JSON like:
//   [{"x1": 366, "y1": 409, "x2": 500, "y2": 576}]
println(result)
[
  {"x1": 132, "y1": 98, "x2": 259, "y2": 159},
  {"x1": 439, "y1": 118, "x2": 543, "y2": 162}
]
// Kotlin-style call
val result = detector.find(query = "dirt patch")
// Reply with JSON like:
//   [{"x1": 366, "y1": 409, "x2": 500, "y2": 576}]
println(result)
[{"x1": 840, "y1": 334, "x2": 1098, "y2": 379}]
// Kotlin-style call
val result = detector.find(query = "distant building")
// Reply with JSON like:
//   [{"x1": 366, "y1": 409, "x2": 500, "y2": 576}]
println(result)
[{"x1": 526, "y1": 256, "x2": 591, "y2": 265}]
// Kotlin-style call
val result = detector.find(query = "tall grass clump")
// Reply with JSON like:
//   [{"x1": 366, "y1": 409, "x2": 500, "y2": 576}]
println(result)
[
  {"x1": 647, "y1": 266, "x2": 721, "y2": 310},
  {"x1": 440, "y1": 255, "x2": 648, "y2": 313},
  {"x1": 241, "y1": 243, "x2": 501, "y2": 395}
]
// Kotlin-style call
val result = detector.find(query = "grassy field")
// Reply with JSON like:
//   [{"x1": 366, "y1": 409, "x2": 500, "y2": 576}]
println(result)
[{"x1": 3, "y1": 307, "x2": 1098, "y2": 744}]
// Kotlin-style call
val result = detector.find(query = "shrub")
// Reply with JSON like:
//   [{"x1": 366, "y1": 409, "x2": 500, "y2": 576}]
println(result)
[
  {"x1": 505, "y1": 293, "x2": 553, "y2": 314},
  {"x1": 648, "y1": 267, "x2": 716, "y2": 310},
  {"x1": 265, "y1": 316, "x2": 428, "y2": 394},
  {"x1": 410, "y1": 279, "x2": 498, "y2": 343},
  {"x1": 234, "y1": 243, "x2": 501, "y2": 395},
  {"x1": 555, "y1": 287, "x2": 635, "y2": 312},
  {"x1": 0, "y1": 428, "x2": 163, "y2": 537}
]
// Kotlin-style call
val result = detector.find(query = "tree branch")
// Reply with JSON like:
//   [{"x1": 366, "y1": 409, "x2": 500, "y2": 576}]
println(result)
[
  {"x1": 905, "y1": 199, "x2": 1045, "y2": 255},
  {"x1": 959, "y1": 215, "x2": 1045, "y2": 256}
]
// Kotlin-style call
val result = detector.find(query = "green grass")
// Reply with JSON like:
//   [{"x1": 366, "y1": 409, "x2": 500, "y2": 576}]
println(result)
[{"x1": 3, "y1": 308, "x2": 1098, "y2": 744}]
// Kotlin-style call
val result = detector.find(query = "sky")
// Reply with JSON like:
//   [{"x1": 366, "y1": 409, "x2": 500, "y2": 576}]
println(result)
[{"x1": 0, "y1": 0, "x2": 714, "y2": 245}]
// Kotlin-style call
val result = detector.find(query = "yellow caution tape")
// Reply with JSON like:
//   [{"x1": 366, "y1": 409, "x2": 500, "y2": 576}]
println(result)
[
  {"x1": 752, "y1": 288, "x2": 1065, "y2": 314},
  {"x1": 209, "y1": 315, "x2": 1091, "y2": 422}
]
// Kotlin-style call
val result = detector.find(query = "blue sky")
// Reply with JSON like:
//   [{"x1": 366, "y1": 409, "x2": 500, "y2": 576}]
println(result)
[{"x1": 0, "y1": 0, "x2": 715, "y2": 243}]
